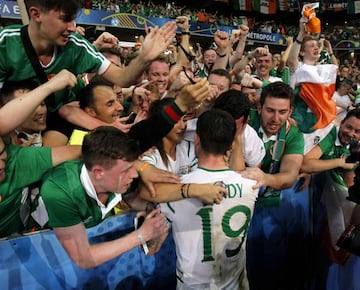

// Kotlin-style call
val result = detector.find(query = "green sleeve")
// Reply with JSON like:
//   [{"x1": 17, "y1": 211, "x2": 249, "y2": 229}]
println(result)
[
  {"x1": 284, "y1": 126, "x2": 304, "y2": 155},
  {"x1": 9, "y1": 145, "x2": 53, "y2": 188},
  {"x1": 318, "y1": 127, "x2": 337, "y2": 157},
  {"x1": 40, "y1": 168, "x2": 83, "y2": 228}
]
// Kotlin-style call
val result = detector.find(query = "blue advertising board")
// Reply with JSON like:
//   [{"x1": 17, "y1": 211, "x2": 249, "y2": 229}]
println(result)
[
  {"x1": 0, "y1": 0, "x2": 287, "y2": 45},
  {"x1": 1, "y1": 213, "x2": 176, "y2": 290}
]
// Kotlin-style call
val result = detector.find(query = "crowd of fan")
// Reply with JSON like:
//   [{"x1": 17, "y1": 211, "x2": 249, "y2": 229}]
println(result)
[
  {"x1": 4, "y1": 0, "x2": 360, "y2": 42},
  {"x1": 1, "y1": 1, "x2": 360, "y2": 289},
  {"x1": 85, "y1": 0, "x2": 360, "y2": 42}
]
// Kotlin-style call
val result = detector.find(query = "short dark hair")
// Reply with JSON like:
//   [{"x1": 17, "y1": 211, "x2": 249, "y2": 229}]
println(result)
[
  {"x1": 343, "y1": 108, "x2": 360, "y2": 123},
  {"x1": 336, "y1": 78, "x2": 353, "y2": 90},
  {"x1": 82, "y1": 126, "x2": 140, "y2": 170},
  {"x1": 196, "y1": 109, "x2": 236, "y2": 155},
  {"x1": 148, "y1": 98, "x2": 176, "y2": 167},
  {"x1": 145, "y1": 57, "x2": 169, "y2": 74},
  {"x1": 0, "y1": 79, "x2": 38, "y2": 106},
  {"x1": 260, "y1": 82, "x2": 294, "y2": 107},
  {"x1": 213, "y1": 89, "x2": 250, "y2": 124},
  {"x1": 340, "y1": 64, "x2": 351, "y2": 72},
  {"x1": 25, "y1": 0, "x2": 82, "y2": 20},
  {"x1": 79, "y1": 76, "x2": 114, "y2": 110},
  {"x1": 208, "y1": 69, "x2": 232, "y2": 86}
]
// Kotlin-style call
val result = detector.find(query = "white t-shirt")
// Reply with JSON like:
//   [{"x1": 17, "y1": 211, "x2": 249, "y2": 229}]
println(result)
[
  {"x1": 162, "y1": 167, "x2": 258, "y2": 290},
  {"x1": 141, "y1": 140, "x2": 197, "y2": 175},
  {"x1": 290, "y1": 62, "x2": 338, "y2": 89},
  {"x1": 185, "y1": 119, "x2": 264, "y2": 167},
  {"x1": 242, "y1": 125, "x2": 265, "y2": 167},
  {"x1": 332, "y1": 90, "x2": 353, "y2": 125},
  {"x1": 251, "y1": 74, "x2": 282, "y2": 83}
]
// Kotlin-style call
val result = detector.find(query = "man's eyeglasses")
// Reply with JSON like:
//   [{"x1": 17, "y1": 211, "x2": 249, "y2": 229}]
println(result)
[
  {"x1": 182, "y1": 66, "x2": 196, "y2": 84},
  {"x1": 178, "y1": 44, "x2": 200, "y2": 76}
]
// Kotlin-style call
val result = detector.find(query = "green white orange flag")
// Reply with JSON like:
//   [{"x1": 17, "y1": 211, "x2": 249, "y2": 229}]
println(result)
[
  {"x1": 277, "y1": 0, "x2": 290, "y2": 11},
  {"x1": 348, "y1": 1, "x2": 360, "y2": 14},
  {"x1": 252, "y1": 0, "x2": 277, "y2": 14},
  {"x1": 234, "y1": 0, "x2": 252, "y2": 11}
]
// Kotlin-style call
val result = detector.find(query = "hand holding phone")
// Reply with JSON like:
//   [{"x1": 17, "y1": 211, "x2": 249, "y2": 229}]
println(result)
[{"x1": 125, "y1": 112, "x2": 136, "y2": 124}]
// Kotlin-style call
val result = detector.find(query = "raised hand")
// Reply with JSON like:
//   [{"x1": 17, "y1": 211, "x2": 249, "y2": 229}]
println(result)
[
  {"x1": 175, "y1": 78, "x2": 210, "y2": 112},
  {"x1": 139, "y1": 22, "x2": 177, "y2": 62},
  {"x1": 214, "y1": 30, "x2": 230, "y2": 52},
  {"x1": 139, "y1": 207, "x2": 169, "y2": 242},
  {"x1": 176, "y1": 16, "x2": 189, "y2": 32},
  {"x1": 92, "y1": 32, "x2": 119, "y2": 50},
  {"x1": 47, "y1": 69, "x2": 77, "y2": 93}
]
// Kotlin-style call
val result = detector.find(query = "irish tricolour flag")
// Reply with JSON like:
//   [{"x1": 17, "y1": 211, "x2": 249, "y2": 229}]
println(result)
[
  {"x1": 253, "y1": 0, "x2": 277, "y2": 14},
  {"x1": 234, "y1": 0, "x2": 252, "y2": 11},
  {"x1": 348, "y1": 1, "x2": 360, "y2": 14}
]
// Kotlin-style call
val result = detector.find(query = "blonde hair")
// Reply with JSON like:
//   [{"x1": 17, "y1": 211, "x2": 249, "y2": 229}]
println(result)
[{"x1": 300, "y1": 36, "x2": 319, "y2": 52}]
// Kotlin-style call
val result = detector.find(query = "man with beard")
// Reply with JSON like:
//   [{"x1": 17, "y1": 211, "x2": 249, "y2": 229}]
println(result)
[
  {"x1": 198, "y1": 48, "x2": 217, "y2": 79},
  {"x1": 301, "y1": 109, "x2": 360, "y2": 264},
  {"x1": 0, "y1": 0, "x2": 177, "y2": 145},
  {"x1": 243, "y1": 82, "x2": 304, "y2": 190},
  {"x1": 242, "y1": 82, "x2": 307, "y2": 290}
]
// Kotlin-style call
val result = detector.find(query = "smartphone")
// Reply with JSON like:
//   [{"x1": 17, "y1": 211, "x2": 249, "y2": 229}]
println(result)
[
  {"x1": 214, "y1": 181, "x2": 227, "y2": 198},
  {"x1": 293, "y1": 177, "x2": 305, "y2": 192},
  {"x1": 136, "y1": 216, "x2": 145, "y2": 228},
  {"x1": 134, "y1": 215, "x2": 149, "y2": 255},
  {"x1": 125, "y1": 112, "x2": 136, "y2": 124}
]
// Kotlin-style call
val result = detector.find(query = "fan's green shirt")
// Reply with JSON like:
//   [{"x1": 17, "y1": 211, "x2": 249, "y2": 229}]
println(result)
[
  {"x1": 318, "y1": 126, "x2": 352, "y2": 186},
  {"x1": 41, "y1": 161, "x2": 117, "y2": 229},
  {"x1": 249, "y1": 113, "x2": 304, "y2": 173},
  {"x1": 0, "y1": 145, "x2": 52, "y2": 237},
  {"x1": 270, "y1": 67, "x2": 290, "y2": 85},
  {"x1": 0, "y1": 25, "x2": 109, "y2": 112}
]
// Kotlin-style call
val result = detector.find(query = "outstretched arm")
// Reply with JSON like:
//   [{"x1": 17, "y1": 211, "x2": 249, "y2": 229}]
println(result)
[
  {"x1": 0, "y1": 70, "x2": 77, "y2": 135},
  {"x1": 229, "y1": 25, "x2": 249, "y2": 68},
  {"x1": 277, "y1": 37, "x2": 293, "y2": 73},
  {"x1": 302, "y1": 144, "x2": 357, "y2": 173},
  {"x1": 59, "y1": 102, "x2": 133, "y2": 133},
  {"x1": 54, "y1": 207, "x2": 168, "y2": 269},
  {"x1": 212, "y1": 30, "x2": 231, "y2": 70},
  {"x1": 139, "y1": 182, "x2": 226, "y2": 205},
  {"x1": 242, "y1": 154, "x2": 303, "y2": 190},
  {"x1": 51, "y1": 145, "x2": 82, "y2": 166},
  {"x1": 103, "y1": 22, "x2": 177, "y2": 87},
  {"x1": 287, "y1": 17, "x2": 307, "y2": 72}
]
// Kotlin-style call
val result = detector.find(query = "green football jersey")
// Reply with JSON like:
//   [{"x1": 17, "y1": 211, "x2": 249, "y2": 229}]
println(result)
[
  {"x1": 0, "y1": 145, "x2": 52, "y2": 237},
  {"x1": 41, "y1": 161, "x2": 117, "y2": 228},
  {"x1": 0, "y1": 25, "x2": 109, "y2": 111}
]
